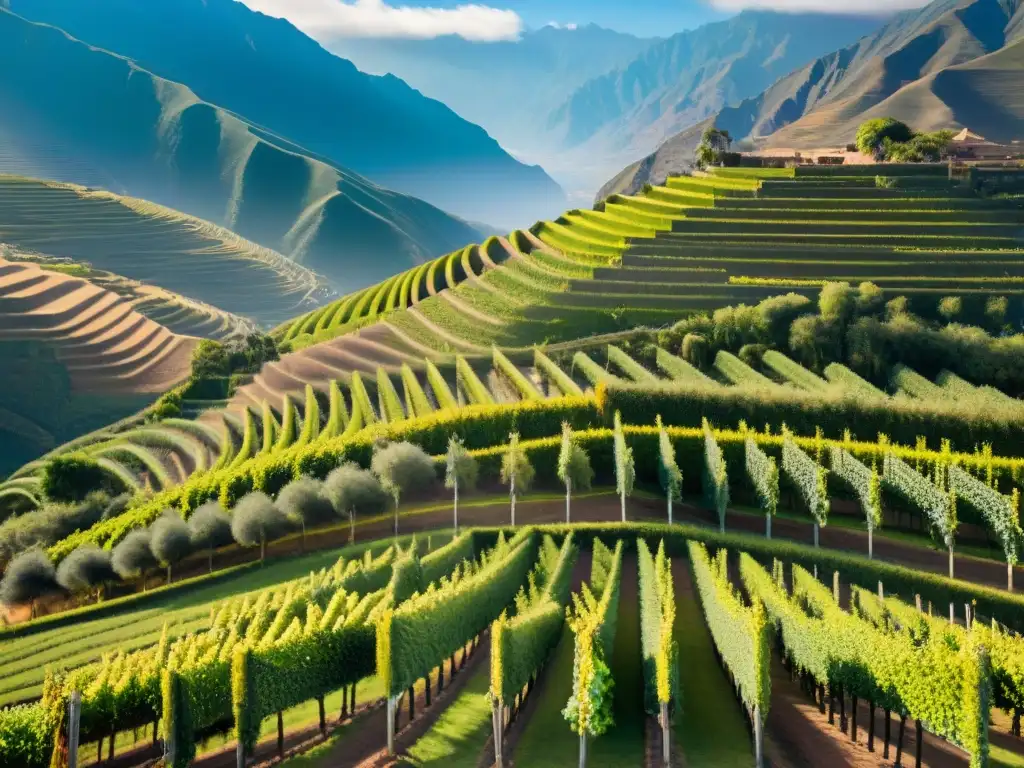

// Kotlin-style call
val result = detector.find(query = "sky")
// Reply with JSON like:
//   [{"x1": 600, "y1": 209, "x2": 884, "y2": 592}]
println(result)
[{"x1": 239, "y1": 0, "x2": 934, "y2": 41}]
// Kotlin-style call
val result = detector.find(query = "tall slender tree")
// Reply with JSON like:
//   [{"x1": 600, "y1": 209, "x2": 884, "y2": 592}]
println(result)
[
  {"x1": 557, "y1": 423, "x2": 594, "y2": 524},
  {"x1": 656, "y1": 416, "x2": 682, "y2": 525},
  {"x1": 613, "y1": 411, "x2": 635, "y2": 523},
  {"x1": 500, "y1": 432, "x2": 535, "y2": 526},
  {"x1": 445, "y1": 436, "x2": 478, "y2": 533}
]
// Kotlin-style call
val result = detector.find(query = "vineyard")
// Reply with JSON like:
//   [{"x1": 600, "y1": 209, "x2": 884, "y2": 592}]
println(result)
[{"x1": 3, "y1": 161, "x2": 1024, "y2": 767}]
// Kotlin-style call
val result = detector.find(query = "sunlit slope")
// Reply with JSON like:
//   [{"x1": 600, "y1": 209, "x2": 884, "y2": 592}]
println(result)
[
  {"x1": 0, "y1": 8, "x2": 482, "y2": 293},
  {"x1": 0, "y1": 258, "x2": 197, "y2": 476}
]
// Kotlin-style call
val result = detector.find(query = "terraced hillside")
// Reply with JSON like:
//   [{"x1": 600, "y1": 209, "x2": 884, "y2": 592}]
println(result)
[
  {"x1": 0, "y1": 258, "x2": 199, "y2": 476},
  {"x1": 0, "y1": 177, "x2": 328, "y2": 327},
  {"x1": 0, "y1": 8, "x2": 485, "y2": 291}
]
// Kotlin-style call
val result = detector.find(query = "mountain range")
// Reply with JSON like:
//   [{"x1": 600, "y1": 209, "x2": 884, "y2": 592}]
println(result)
[
  {"x1": 0, "y1": 8, "x2": 481, "y2": 293},
  {"x1": 6, "y1": 0, "x2": 567, "y2": 230},
  {"x1": 598, "y1": 0, "x2": 1024, "y2": 199}
]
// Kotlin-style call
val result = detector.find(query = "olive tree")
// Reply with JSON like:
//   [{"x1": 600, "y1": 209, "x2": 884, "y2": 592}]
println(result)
[
  {"x1": 276, "y1": 476, "x2": 334, "y2": 551},
  {"x1": 0, "y1": 549, "x2": 61, "y2": 618},
  {"x1": 231, "y1": 492, "x2": 289, "y2": 563},
  {"x1": 445, "y1": 436, "x2": 478, "y2": 533},
  {"x1": 500, "y1": 431, "x2": 535, "y2": 526},
  {"x1": 371, "y1": 442, "x2": 437, "y2": 536},
  {"x1": 323, "y1": 463, "x2": 389, "y2": 543},
  {"x1": 111, "y1": 530, "x2": 159, "y2": 591},
  {"x1": 557, "y1": 423, "x2": 594, "y2": 524},
  {"x1": 56, "y1": 545, "x2": 115, "y2": 602},
  {"x1": 150, "y1": 513, "x2": 193, "y2": 583},
  {"x1": 187, "y1": 501, "x2": 233, "y2": 573}
]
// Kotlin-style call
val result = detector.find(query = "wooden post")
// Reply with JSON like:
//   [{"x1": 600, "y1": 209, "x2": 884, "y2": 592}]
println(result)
[
  {"x1": 342, "y1": 686, "x2": 348, "y2": 717},
  {"x1": 915, "y1": 720, "x2": 923, "y2": 767},
  {"x1": 884, "y1": 709, "x2": 891, "y2": 759},
  {"x1": 318, "y1": 697, "x2": 326, "y2": 737},
  {"x1": 386, "y1": 696, "x2": 396, "y2": 755},
  {"x1": 895, "y1": 715, "x2": 906, "y2": 767},
  {"x1": 439, "y1": 663, "x2": 444, "y2": 693},
  {"x1": 754, "y1": 705, "x2": 764, "y2": 768},
  {"x1": 108, "y1": 731, "x2": 115, "y2": 760},
  {"x1": 1010, "y1": 561, "x2": 1014, "y2": 592},
  {"x1": 351, "y1": 682, "x2": 356, "y2": 712},
  {"x1": 833, "y1": 572, "x2": 840, "y2": 603},
  {"x1": 68, "y1": 691, "x2": 81, "y2": 768},
  {"x1": 660, "y1": 701, "x2": 670, "y2": 766},
  {"x1": 950, "y1": 602, "x2": 955, "y2": 625},
  {"x1": 425, "y1": 676, "x2": 431, "y2": 706},
  {"x1": 236, "y1": 740, "x2": 245, "y2": 768},
  {"x1": 492, "y1": 700, "x2": 504, "y2": 768},
  {"x1": 965, "y1": 603, "x2": 972, "y2": 629},
  {"x1": 765, "y1": 512, "x2": 770, "y2": 539},
  {"x1": 868, "y1": 701, "x2": 875, "y2": 751},
  {"x1": 408, "y1": 686, "x2": 415, "y2": 721},
  {"x1": 277, "y1": 711, "x2": 284, "y2": 758},
  {"x1": 828, "y1": 683, "x2": 835, "y2": 725},
  {"x1": 915, "y1": 594, "x2": 922, "y2": 612},
  {"x1": 878, "y1": 581, "x2": 884, "y2": 601}
]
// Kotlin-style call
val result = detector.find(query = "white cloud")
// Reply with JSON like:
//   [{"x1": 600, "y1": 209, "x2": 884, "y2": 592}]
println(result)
[
  {"x1": 709, "y1": 0, "x2": 930, "y2": 12},
  {"x1": 544, "y1": 21, "x2": 579, "y2": 30},
  {"x1": 239, "y1": 0, "x2": 522, "y2": 41}
]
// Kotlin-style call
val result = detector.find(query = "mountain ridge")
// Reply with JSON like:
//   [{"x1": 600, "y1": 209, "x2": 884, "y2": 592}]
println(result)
[{"x1": 7, "y1": 0, "x2": 568, "y2": 229}]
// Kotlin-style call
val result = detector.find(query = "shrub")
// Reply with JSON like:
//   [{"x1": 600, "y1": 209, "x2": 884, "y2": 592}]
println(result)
[
  {"x1": 0, "y1": 494, "x2": 109, "y2": 567},
  {"x1": 187, "y1": 501, "x2": 232, "y2": 572},
  {"x1": 371, "y1": 442, "x2": 437, "y2": 535},
  {"x1": 55, "y1": 545, "x2": 115, "y2": 599},
  {"x1": 275, "y1": 476, "x2": 334, "y2": 550},
  {"x1": 41, "y1": 455, "x2": 123, "y2": 503},
  {"x1": 231, "y1": 492, "x2": 289, "y2": 562},
  {"x1": 111, "y1": 530, "x2": 158, "y2": 582},
  {"x1": 938, "y1": 296, "x2": 963, "y2": 322},
  {"x1": 856, "y1": 118, "x2": 913, "y2": 157},
  {"x1": 150, "y1": 513, "x2": 193, "y2": 582},
  {"x1": 0, "y1": 550, "x2": 61, "y2": 612}
]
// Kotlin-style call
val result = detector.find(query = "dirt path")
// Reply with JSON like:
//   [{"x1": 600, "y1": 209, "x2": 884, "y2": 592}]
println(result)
[
  {"x1": 351, "y1": 636, "x2": 489, "y2": 768},
  {"x1": 764, "y1": 653, "x2": 968, "y2": 768},
  {"x1": 675, "y1": 502, "x2": 1018, "y2": 592}
]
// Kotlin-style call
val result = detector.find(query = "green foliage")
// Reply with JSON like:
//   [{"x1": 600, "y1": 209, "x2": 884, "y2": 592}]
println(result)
[
  {"x1": 297, "y1": 386, "x2": 320, "y2": 446},
  {"x1": 829, "y1": 446, "x2": 882, "y2": 530},
  {"x1": 702, "y1": 419, "x2": 729, "y2": 529},
  {"x1": 456, "y1": 356, "x2": 494, "y2": 405},
  {"x1": 613, "y1": 412, "x2": 635, "y2": 503},
  {"x1": 150, "y1": 513, "x2": 193, "y2": 575},
  {"x1": 743, "y1": 557, "x2": 989, "y2": 766},
  {"x1": 656, "y1": 416, "x2": 682, "y2": 503},
  {"x1": 55, "y1": 544, "x2": 115, "y2": 597},
  {"x1": 535, "y1": 349, "x2": 584, "y2": 396},
  {"x1": 111, "y1": 530, "x2": 157, "y2": 580},
  {"x1": 377, "y1": 369, "x2": 406, "y2": 423},
  {"x1": 276, "y1": 476, "x2": 334, "y2": 536},
  {"x1": 781, "y1": 433, "x2": 829, "y2": 527},
  {"x1": 321, "y1": 381, "x2": 350, "y2": 440},
  {"x1": 563, "y1": 540, "x2": 623, "y2": 737},
  {"x1": 349, "y1": 372, "x2": 378, "y2": 426},
  {"x1": 230, "y1": 492, "x2": 289, "y2": 558},
  {"x1": 377, "y1": 530, "x2": 536, "y2": 695},
  {"x1": 493, "y1": 348, "x2": 543, "y2": 400},
  {"x1": 425, "y1": 360, "x2": 458, "y2": 410},
  {"x1": 0, "y1": 703, "x2": 49, "y2": 768},
  {"x1": 401, "y1": 365, "x2": 434, "y2": 419},
  {"x1": 689, "y1": 543, "x2": 770, "y2": 723},
  {"x1": 882, "y1": 454, "x2": 956, "y2": 547},
  {"x1": 949, "y1": 466, "x2": 1021, "y2": 564},
  {"x1": 745, "y1": 436, "x2": 779, "y2": 518},
  {"x1": 276, "y1": 397, "x2": 299, "y2": 452},
  {"x1": 41, "y1": 454, "x2": 123, "y2": 504},
  {"x1": 558, "y1": 424, "x2": 595, "y2": 497},
  {"x1": 228, "y1": 410, "x2": 259, "y2": 470},
  {"x1": 856, "y1": 118, "x2": 913, "y2": 157},
  {"x1": 323, "y1": 463, "x2": 389, "y2": 521},
  {"x1": 0, "y1": 549, "x2": 60, "y2": 607},
  {"x1": 260, "y1": 402, "x2": 278, "y2": 456},
  {"x1": 491, "y1": 533, "x2": 578, "y2": 703},
  {"x1": 501, "y1": 432, "x2": 536, "y2": 497},
  {"x1": 371, "y1": 442, "x2": 437, "y2": 508},
  {"x1": 638, "y1": 540, "x2": 678, "y2": 714},
  {"x1": 445, "y1": 436, "x2": 479, "y2": 492},
  {"x1": 607, "y1": 346, "x2": 656, "y2": 384}
]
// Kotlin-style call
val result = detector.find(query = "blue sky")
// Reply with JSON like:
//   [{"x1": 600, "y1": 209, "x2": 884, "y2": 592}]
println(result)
[{"x1": 240, "y1": 0, "x2": 932, "y2": 41}]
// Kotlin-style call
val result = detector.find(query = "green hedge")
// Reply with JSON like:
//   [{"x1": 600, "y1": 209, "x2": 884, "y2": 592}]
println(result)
[
  {"x1": 491, "y1": 533, "x2": 578, "y2": 703},
  {"x1": 638, "y1": 539, "x2": 678, "y2": 715},
  {"x1": 377, "y1": 529, "x2": 536, "y2": 696}
]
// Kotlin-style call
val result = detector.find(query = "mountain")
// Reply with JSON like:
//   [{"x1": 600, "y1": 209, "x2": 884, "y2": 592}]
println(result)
[
  {"x1": 329, "y1": 25, "x2": 655, "y2": 160},
  {"x1": 550, "y1": 11, "x2": 886, "y2": 157},
  {"x1": 711, "y1": 0, "x2": 1024, "y2": 147},
  {"x1": 597, "y1": 0, "x2": 1024, "y2": 199},
  {"x1": 6, "y1": 0, "x2": 568, "y2": 230},
  {"x1": 0, "y1": 8, "x2": 483, "y2": 295}
]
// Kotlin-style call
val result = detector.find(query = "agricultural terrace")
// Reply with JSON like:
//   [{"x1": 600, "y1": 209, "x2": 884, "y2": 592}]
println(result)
[{"x1": 0, "y1": 176, "x2": 330, "y2": 326}]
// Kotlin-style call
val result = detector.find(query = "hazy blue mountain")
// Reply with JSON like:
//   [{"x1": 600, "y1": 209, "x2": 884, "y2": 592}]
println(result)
[
  {"x1": 0, "y1": 9, "x2": 483, "y2": 294},
  {"x1": 330, "y1": 24, "x2": 655, "y2": 158},
  {"x1": 552, "y1": 11, "x2": 886, "y2": 156},
  {"x1": 7, "y1": 0, "x2": 567, "y2": 229}
]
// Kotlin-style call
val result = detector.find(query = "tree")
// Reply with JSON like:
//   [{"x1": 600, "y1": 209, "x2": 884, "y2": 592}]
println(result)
[
  {"x1": 231, "y1": 492, "x2": 288, "y2": 563},
  {"x1": 445, "y1": 436, "x2": 479, "y2": 534},
  {"x1": 938, "y1": 296, "x2": 963, "y2": 323},
  {"x1": 656, "y1": 416, "x2": 682, "y2": 525},
  {"x1": 323, "y1": 463, "x2": 389, "y2": 543},
  {"x1": 276, "y1": 476, "x2": 334, "y2": 551},
  {"x1": 818, "y1": 282, "x2": 857, "y2": 324},
  {"x1": 788, "y1": 315, "x2": 835, "y2": 370},
  {"x1": 56, "y1": 545, "x2": 115, "y2": 602},
  {"x1": 986, "y1": 296, "x2": 1009, "y2": 331},
  {"x1": 557, "y1": 423, "x2": 594, "y2": 523},
  {"x1": 190, "y1": 339, "x2": 229, "y2": 378},
  {"x1": 150, "y1": 513, "x2": 193, "y2": 583},
  {"x1": 856, "y1": 282, "x2": 885, "y2": 316},
  {"x1": 41, "y1": 454, "x2": 124, "y2": 503},
  {"x1": 372, "y1": 442, "x2": 437, "y2": 536},
  {"x1": 855, "y1": 118, "x2": 913, "y2": 158},
  {"x1": 111, "y1": 530, "x2": 158, "y2": 589},
  {"x1": 0, "y1": 549, "x2": 61, "y2": 617},
  {"x1": 695, "y1": 127, "x2": 733, "y2": 168},
  {"x1": 501, "y1": 432, "x2": 535, "y2": 526},
  {"x1": 681, "y1": 333, "x2": 708, "y2": 368},
  {"x1": 187, "y1": 501, "x2": 232, "y2": 573},
  {"x1": 613, "y1": 412, "x2": 635, "y2": 523}
]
